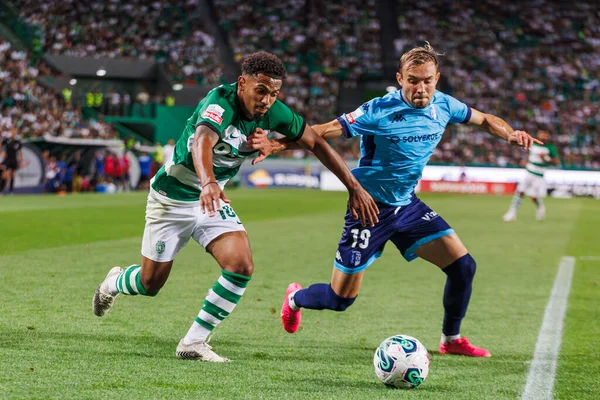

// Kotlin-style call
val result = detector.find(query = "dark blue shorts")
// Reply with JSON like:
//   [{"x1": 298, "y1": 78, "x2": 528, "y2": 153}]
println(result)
[{"x1": 334, "y1": 194, "x2": 454, "y2": 274}]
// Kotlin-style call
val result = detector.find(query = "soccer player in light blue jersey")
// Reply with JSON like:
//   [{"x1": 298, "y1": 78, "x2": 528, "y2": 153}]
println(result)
[{"x1": 249, "y1": 43, "x2": 542, "y2": 357}]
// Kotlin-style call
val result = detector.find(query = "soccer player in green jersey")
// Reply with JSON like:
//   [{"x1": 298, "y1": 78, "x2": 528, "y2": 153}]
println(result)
[
  {"x1": 92, "y1": 52, "x2": 379, "y2": 362},
  {"x1": 503, "y1": 130, "x2": 560, "y2": 221}
]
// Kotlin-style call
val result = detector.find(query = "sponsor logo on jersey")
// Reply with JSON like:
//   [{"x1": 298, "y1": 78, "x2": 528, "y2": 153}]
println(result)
[
  {"x1": 345, "y1": 107, "x2": 364, "y2": 125},
  {"x1": 202, "y1": 104, "x2": 225, "y2": 124},
  {"x1": 401, "y1": 133, "x2": 442, "y2": 143},
  {"x1": 207, "y1": 104, "x2": 224, "y2": 115}
]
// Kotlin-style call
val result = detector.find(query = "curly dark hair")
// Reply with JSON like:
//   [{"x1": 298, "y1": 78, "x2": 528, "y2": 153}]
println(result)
[{"x1": 241, "y1": 52, "x2": 287, "y2": 80}]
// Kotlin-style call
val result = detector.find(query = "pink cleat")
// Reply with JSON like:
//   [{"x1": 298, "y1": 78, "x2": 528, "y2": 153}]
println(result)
[
  {"x1": 439, "y1": 337, "x2": 491, "y2": 358},
  {"x1": 281, "y1": 283, "x2": 302, "y2": 333}
]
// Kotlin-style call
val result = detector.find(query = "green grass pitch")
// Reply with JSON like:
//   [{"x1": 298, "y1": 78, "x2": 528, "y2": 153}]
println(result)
[{"x1": 0, "y1": 190, "x2": 598, "y2": 399}]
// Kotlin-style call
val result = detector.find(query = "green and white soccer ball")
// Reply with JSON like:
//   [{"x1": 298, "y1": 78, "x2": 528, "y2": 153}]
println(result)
[{"x1": 373, "y1": 334, "x2": 430, "y2": 389}]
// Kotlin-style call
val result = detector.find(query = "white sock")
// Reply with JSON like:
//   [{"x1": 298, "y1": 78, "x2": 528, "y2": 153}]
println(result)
[
  {"x1": 441, "y1": 333, "x2": 460, "y2": 344},
  {"x1": 106, "y1": 274, "x2": 119, "y2": 295},
  {"x1": 183, "y1": 322, "x2": 211, "y2": 345},
  {"x1": 288, "y1": 290, "x2": 300, "y2": 311}
]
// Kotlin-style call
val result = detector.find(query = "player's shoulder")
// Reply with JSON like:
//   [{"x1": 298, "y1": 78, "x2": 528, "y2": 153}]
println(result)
[
  {"x1": 363, "y1": 91, "x2": 404, "y2": 116},
  {"x1": 431, "y1": 90, "x2": 454, "y2": 105},
  {"x1": 204, "y1": 83, "x2": 236, "y2": 104},
  {"x1": 431, "y1": 90, "x2": 467, "y2": 113},
  {"x1": 271, "y1": 98, "x2": 290, "y2": 111},
  {"x1": 542, "y1": 142, "x2": 557, "y2": 152}
]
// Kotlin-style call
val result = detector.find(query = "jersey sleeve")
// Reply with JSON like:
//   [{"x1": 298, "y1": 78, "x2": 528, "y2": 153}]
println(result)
[
  {"x1": 194, "y1": 89, "x2": 234, "y2": 136},
  {"x1": 445, "y1": 94, "x2": 471, "y2": 124},
  {"x1": 336, "y1": 98, "x2": 380, "y2": 138},
  {"x1": 268, "y1": 100, "x2": 306, "y2": 140},
  {"x1": 548, "y1": 144, "x2": 559, "y2": 158}
]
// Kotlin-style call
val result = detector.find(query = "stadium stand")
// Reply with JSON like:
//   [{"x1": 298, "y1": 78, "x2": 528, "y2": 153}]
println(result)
[
  {"x1": 394, "y1": 0, "x2": 600, "y2": 169},
  {"x1": 12, "y1": 0, "x2": 223, "y2": 85},
  {"x1": 214, "y1": 0, "x2": 382, "y2": 125},
  {"x1": 1, "y1": 0, "x2": 598, "y2": 169},
  {"x1": 0, "y1": 40, "x2": 117, "y2": 139}
]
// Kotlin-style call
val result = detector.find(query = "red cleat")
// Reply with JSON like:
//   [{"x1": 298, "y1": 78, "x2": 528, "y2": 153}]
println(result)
[
  {"x1": 439, "y1": 337, "x2": 491, "y2": 357},
  {"x1": 281, "y1": 283, "x2": 302, "y2": 333}
]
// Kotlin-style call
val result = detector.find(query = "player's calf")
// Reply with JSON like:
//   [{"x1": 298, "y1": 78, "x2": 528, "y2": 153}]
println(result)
[
  {"x1": 294, "y1": 283, "x2": 357, "y2": 311},
  {"x1": 438, "y1": 254, "x2": 490, "y2": 357},
  {"x1": 281, "y1": 283, "x2": 358, "y2": 333},
  {"x1": 441, "y1": 254, "x2": 475, "y2": 337}
]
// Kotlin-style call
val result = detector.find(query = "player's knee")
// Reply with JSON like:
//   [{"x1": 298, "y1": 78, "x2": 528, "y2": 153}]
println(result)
[
  {"x1": 327, "y1": 285, "x2": 357, "y2": 312},
  {"x1": 443, "y1": 254, "x2": 476, "y2": 284},
  {"x1": 462, "y1": 254, "x2": 476, "y2": 277},
  {"x1": 223, "y1": 260, "x2": 254, "y2": 278}
]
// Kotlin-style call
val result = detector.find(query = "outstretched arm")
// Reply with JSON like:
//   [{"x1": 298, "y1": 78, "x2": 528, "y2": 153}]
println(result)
[
  {"x1": 295, "y1": 123, "x2": 378, "y2": 226},
  {"x1": 248, "y1": 119, "x2": 344, "y2": 164},
  {"x1": 467, "y1": 108, "x2": 542, "y2": 149}
]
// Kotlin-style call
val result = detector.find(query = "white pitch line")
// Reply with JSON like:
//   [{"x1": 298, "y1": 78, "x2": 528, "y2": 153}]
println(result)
[
  {"x1": 578, "y1": 256, "x2": 600, "y2": 261},
  {"x1": 521, "y1": 256, "x2": 575, "y2": 400}
]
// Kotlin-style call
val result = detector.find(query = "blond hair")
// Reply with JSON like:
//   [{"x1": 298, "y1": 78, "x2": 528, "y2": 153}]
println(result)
[{"x1": 398, "y1": 42, "x2": 443, "y2": 72}]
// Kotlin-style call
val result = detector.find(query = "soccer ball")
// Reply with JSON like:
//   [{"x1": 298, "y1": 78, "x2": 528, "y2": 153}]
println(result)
[{"x1": 373, "y1": 334, "x2": 430, "y2": 389}]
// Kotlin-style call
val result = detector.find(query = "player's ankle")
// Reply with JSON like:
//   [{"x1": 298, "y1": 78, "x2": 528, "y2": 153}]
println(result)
[
  {"x1": 441, "y1": 333, "x2": 460, "y2": 344},
  {"x1": 288, "y1": 290, "x2": 300, "y2": 311}
]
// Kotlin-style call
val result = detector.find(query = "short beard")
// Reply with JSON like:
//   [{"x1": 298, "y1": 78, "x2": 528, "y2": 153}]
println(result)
[{"x1": 412, "y1": 98, "x2": 429, "y2": 108}]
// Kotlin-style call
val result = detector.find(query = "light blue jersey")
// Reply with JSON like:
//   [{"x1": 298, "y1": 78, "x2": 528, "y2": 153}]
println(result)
[{"x1": 337, "y1": 90, "x2": 471, "y2": 206}]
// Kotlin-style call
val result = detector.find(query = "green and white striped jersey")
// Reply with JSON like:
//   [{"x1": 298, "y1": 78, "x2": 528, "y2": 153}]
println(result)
[
  {"x1": 151, "y1": 83, "x2": 306, "y2": 201},
  {"x1": 525, "y1": 143, "x2": 558, "y2": 177}
]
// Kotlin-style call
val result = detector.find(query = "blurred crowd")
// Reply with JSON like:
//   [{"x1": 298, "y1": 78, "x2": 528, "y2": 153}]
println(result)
[
  {"x1": 4, "y1": 0, "x2": 600, "y2": 170},
  {"x1": 40, "y1": 138, "x2": 172, "y2": 195},
  {"x1": 0, "y1": 40, "x2": 118, "y2": 140},
  {"x1": 214, "y1": 0, "x2": 382, "y2": 124},
  {"x1": 13, "y1": 0, "x2": 223, "y2": 85},
  {"x1": 394, "y1": 0, "x2": 600, "y2": 169}
]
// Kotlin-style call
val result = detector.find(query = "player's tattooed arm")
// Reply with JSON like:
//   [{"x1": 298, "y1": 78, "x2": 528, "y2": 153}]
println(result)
[
  {"x1": 467, "y1": 108, "x2": 542, "y2": 150},
  {"x1": 191, "y1": 124, "x2": 230, "y2": 216}
]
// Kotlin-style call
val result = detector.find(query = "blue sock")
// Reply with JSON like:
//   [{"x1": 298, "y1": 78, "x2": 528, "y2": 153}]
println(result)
[
  {"x1": 442, "y1": 254, "x2": 476, "y2": 335},
  {"x1": 293, "y1": 283, "x2": 356, "y2": 312}
]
